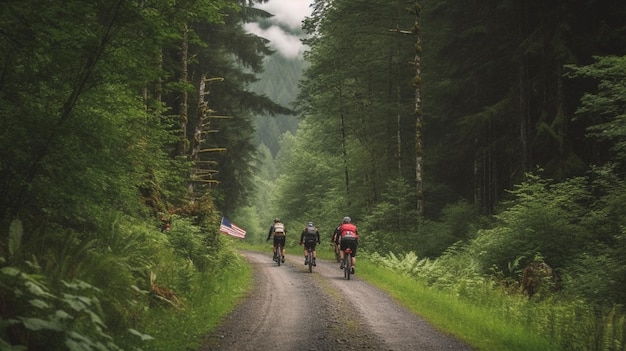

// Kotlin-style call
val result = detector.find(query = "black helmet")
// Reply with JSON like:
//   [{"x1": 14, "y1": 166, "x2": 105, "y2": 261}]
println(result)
[
  {"x1": 274, "y1": 218, "x2": 280, "y2": 223},
  {"x1": 342, "y1": 216, "x2": 351, "y2": 223}
]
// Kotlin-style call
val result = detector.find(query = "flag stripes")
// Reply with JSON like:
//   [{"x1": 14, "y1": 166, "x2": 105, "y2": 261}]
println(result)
[{"x1": 219, "y1": 217, "x2": 246, "y2": 238}]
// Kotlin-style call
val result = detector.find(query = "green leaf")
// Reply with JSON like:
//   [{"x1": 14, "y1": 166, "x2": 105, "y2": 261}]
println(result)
[
  {"x1": 55, "y1": 309, "x2": 72, "y2": 320},
  {"x1": 86, "y1": 310, "x2": 105, "y2": 328},
  {"x1": 63, "y1": 299, "x2": 87, "y2": 311},
  {"x1": 0, "y1": 267, "x2": 20, "y2": 277},
  {"x1": 19, "y1": 317, "x2": 64, "y2": 332},
  {"x1": 24, "y1": 281, "x2": 49, "y2": 297},
  {"x1": 62, "y1": 279, "x2": 100, "y2": 292},
  {"x1": 29, "y1": 299, "x2": 49, "y2": 309},
  {"x1": 62, "y1": 294, "x2": 92, "y2": 311},
  {"x1": 67, "y1": 331, "x2": 92, "y2": 343},
  {"x1": 130, "y1": 285, "x2": 149, "y2": 294},
  {"x1": 128, "y1": 328, "x2": 155, "y2": 341}
]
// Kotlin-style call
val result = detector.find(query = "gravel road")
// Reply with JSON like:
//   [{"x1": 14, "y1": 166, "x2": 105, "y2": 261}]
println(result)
[{"x1": 200, "y1": 251, "x2": 474, "y2": 351}]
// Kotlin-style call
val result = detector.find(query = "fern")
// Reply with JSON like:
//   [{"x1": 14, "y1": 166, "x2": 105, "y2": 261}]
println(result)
[{"x1": 0, "y1": 263, "x2": 152, "y2": 350}]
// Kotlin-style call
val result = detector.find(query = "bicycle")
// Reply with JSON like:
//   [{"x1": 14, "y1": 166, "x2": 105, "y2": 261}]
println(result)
[
  {"x1": 305, "y1": 245, "x2": 314, "y2": 273},
  {"x1": 275, "y1": 243, "x2": 283, "y2": 266},
  {"x1": 333, "y1": 241, "x2": 341, "y2": 263},
  {"x1": 343, "y1": 247, "x2": 353, "y2": 280}
]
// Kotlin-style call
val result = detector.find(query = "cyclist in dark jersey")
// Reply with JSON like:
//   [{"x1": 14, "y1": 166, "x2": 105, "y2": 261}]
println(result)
[{"x1": 299, "y1": 222, "x2": 321, "y2": 266}]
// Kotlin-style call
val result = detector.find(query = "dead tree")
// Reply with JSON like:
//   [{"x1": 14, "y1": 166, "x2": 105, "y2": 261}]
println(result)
[{"x1": 189, "y1": 75, "x2": 227, "y2": 199}]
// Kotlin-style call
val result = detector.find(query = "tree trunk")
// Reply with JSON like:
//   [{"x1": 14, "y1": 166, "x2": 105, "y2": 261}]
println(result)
[
  {"x1": 397, "y1": 86, "x2": 402, "y2": 175},
  {"x1": 518, "y1": 0, "x2": 531, "y2": 173},
  {"x1": 412, "y1": 0, "x2": 424, "y2": 216},
  {"x1": 389, "y1": 1, "x2": 423, "y2": 215},
  {"x1": 339, "y1": 82, "x2": 350, "y2": 205},
  {"x1": 190, "y1": 75, "x2": 225, "y2": 198},
  {"x1": 179, "y1": 24, "x2": 189, "y2": 156}
]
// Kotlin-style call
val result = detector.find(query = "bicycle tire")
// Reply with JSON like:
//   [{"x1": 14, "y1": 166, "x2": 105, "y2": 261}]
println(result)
[
  {"x1": 307, "y1": 248, "x2": 313, "y2": 273},
  {"x1": 345, "y1": 252, "x2": 352, "y2": 280},
  {"x1": 277, "y1": 244, "x2": 282, "y2": 266}
]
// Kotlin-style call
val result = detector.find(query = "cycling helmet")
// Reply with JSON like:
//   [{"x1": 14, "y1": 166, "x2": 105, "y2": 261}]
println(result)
[
  {"x1": 307, "y1": 222, "x2": 314, "y2": 227},
  {"x1": 342, "y1": 216, "x2": 351, "y2": 223},
  {"x1": 274, "y1": 218, "x2": 281, "y2": 223}
]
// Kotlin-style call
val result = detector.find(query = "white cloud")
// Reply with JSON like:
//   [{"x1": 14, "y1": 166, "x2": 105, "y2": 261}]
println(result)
[
  {"x1": 245, "y1": 0, "x2": 313, "y2": 59},
  {"x1": 255, "y1": 0, "x2": 312, "y2": 30},
  {"x1": 245, "y1": 23, "x2": 305, "y2": 59}
]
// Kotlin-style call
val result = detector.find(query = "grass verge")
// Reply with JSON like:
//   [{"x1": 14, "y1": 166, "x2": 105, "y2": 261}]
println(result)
[
  {"x1": 356, "y1": 259, "x2": 557, "y2": 351},
  {"x1": 141, "y1": 251, "x2": 253, "y2": 350}
]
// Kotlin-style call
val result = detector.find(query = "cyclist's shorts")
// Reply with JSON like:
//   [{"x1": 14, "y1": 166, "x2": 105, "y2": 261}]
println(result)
[
  {"x1": 303, "y1": 239, "x2": 317, "y2": 249},
  {"x1": 273, "y1": 236, "x2": 286, "y2": 247},
  {"x1": 340, "y1": 238, "x2": 357, "y2": 256}
]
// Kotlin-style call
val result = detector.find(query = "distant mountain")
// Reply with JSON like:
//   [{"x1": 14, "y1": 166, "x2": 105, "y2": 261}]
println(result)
[{"x1": 250, "y1": 54, "x2": 307, "y2": 156}]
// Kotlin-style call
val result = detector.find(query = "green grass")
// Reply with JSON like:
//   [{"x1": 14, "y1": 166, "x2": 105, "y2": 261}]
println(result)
[
  {"x1": 356, "y1": 259, "x2": 557, "y2": 351},
  {"x1": 141, "y1": 251, "x2": 253, "y2": 350}
]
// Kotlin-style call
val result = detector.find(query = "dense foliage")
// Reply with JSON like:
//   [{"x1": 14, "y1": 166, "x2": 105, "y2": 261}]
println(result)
[
  {"x1": 0, "y1": 0, "x2": 282, "y2": 349},
  {"x1": 247, "y1": 0, "x2": 626, "y2": 339}
]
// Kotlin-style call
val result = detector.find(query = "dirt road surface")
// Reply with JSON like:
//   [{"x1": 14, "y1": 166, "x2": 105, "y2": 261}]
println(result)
[{"x1": 200, "y1": 251, "x2": 474, "y2": 350}]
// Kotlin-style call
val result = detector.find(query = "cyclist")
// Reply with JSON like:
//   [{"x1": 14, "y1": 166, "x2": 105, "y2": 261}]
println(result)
[
  {"x1": 334, "y1": 216, "x2": 359, "y2": 274},
  {"x1": 266, "y1": 218, "x2": 286, "y2": 263},
  {"x1": 299, "y1": 222, "x2": 321, "y2": 266}
]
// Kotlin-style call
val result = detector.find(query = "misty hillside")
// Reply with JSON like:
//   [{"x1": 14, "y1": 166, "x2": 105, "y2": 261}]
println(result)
[{"x1": 250, "y1": 53, "x2": 307, "y2": 156}]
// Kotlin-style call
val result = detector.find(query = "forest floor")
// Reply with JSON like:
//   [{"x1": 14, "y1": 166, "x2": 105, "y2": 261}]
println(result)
[{"x1": 199, "y1": 251, "x2": 475, "y2": 351}]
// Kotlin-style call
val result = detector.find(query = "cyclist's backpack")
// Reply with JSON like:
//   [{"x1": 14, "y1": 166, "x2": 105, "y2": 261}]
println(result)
[
  {"x1": 304, "y1": 226, "x2": 317, "y2": 240},
  {"x1": 273, "y1": 222, "x2": 285, "y2": 236}
]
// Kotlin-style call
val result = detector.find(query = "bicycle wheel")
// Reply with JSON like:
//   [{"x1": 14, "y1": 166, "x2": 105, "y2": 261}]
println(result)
[
  {"x1": 345, "y1": 252, "x2": 352, "y2": 280},
  {"x1": 277, "y1": 244, "x2": 282, "y2": 266},
  {"x1": 308, "y1": 248, "x2": 313, "y2": 273}
]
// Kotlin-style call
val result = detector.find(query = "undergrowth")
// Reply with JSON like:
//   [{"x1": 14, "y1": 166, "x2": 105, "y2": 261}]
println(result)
[
  {"x1": 362, "y1": 251, "x2": 626, "y2": 351},
  {"x1": 139, "y1": 249, "x2": 252, "y2": 350}
]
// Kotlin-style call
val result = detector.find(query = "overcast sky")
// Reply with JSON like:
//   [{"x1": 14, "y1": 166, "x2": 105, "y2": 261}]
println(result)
[{"x1": 244, "y1": 0, "x2": 313, "y2": 59}]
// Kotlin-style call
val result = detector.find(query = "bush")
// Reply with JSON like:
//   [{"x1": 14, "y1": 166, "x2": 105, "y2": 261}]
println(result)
[{"x1": 0, "y1": 258, "x2": 145, "y2": 350}]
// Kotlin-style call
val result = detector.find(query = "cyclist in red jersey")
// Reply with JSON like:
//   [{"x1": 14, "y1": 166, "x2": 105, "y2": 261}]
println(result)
[{"x1": 333, "y1": 216, "x2": 359, "y2": 274}]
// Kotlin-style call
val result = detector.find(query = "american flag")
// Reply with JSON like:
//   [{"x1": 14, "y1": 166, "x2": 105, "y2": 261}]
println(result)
[{"x1": 219, "y1": 217, "x2": 246, "y2": 238}]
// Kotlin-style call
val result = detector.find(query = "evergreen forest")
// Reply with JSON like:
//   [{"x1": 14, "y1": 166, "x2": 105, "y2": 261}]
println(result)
[{"x1": 2, "y1": 0, "x2": 626, "y2": 350}]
